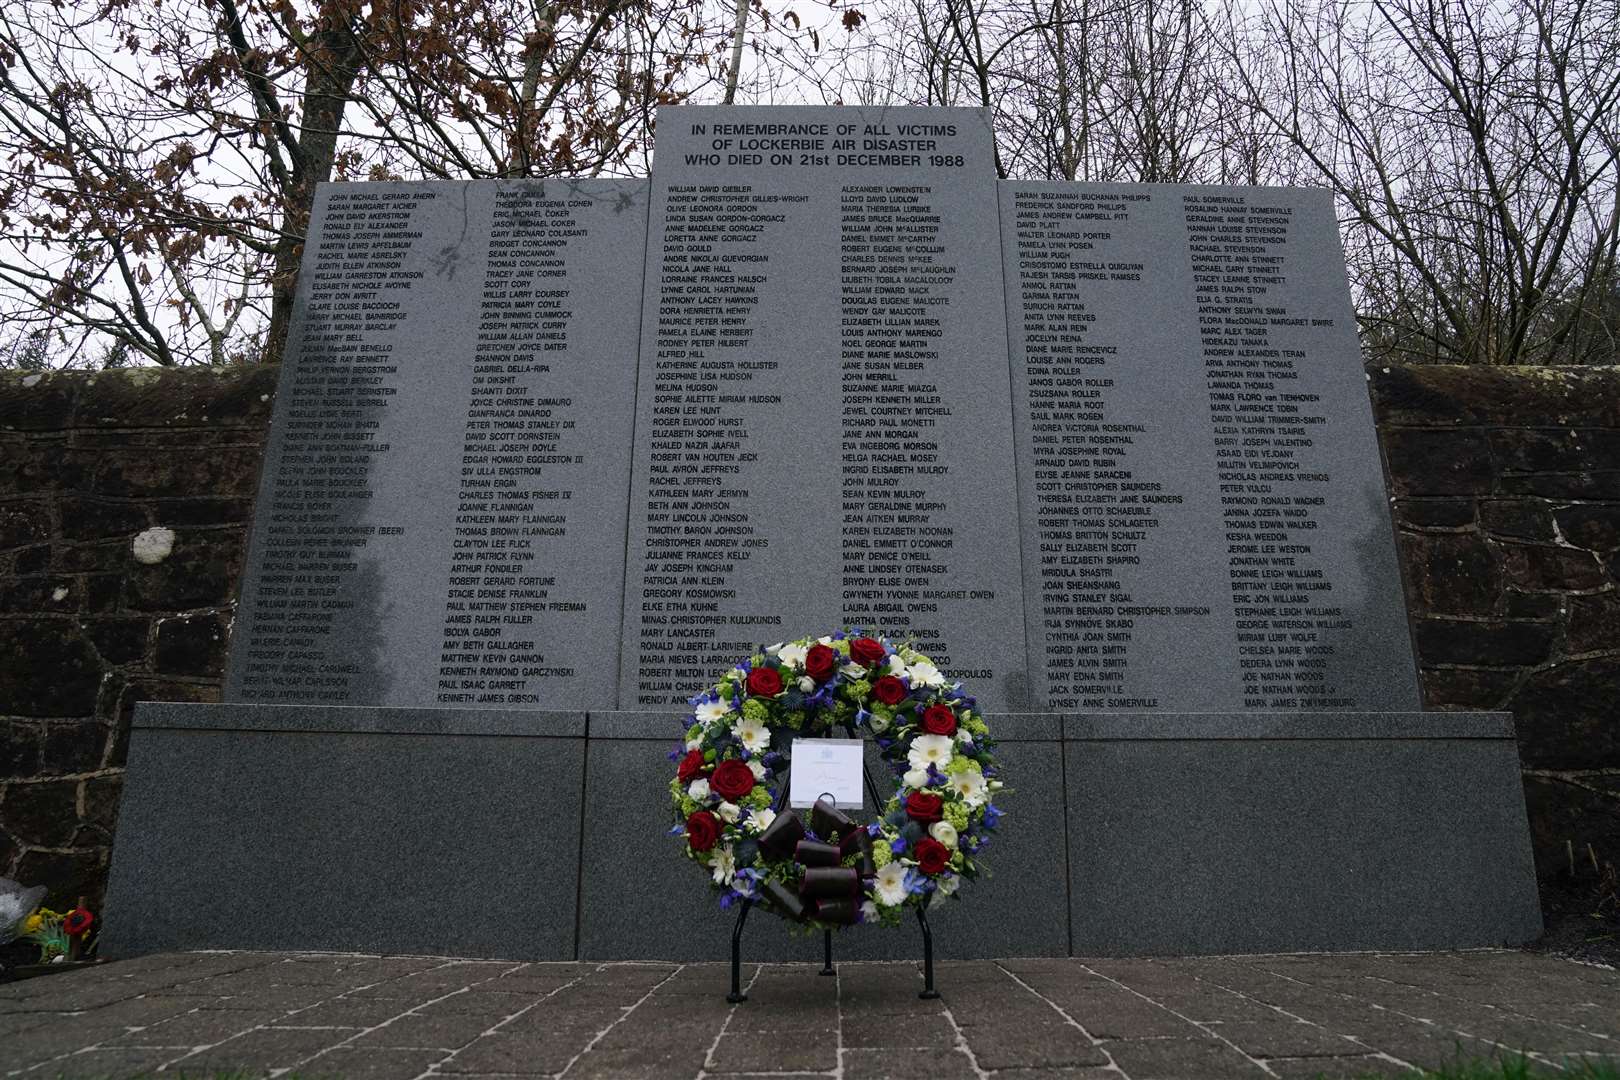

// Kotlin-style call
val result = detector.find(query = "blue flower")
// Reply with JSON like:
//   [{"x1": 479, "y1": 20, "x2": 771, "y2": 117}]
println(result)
[
  {"x1": 983, "y1": 804, "x2": 1004, "y2": 828},
  {"x1": 890, "y1": 837, "x2": 908, "y2": 854}
]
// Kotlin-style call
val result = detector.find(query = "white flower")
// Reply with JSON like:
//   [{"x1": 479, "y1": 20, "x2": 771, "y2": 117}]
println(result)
[
  {"x1": 695, "y1": 698, "x2": 732, "y2": 726},
  {"x1": 956, "y1": 730, "x2": 974, "y2": 747},
  {"x1": 818, "y1": 635, "x2": 835, "y2": 646},
  {"x1": 907, "y1": 659, "x2": 945, "y2": 688},
  {"x1": 903, "y1": 767, "x2": 930, "y2": 790},
  {"x1": 798, "y1": 676, "x2": 815, "y2": 693},
  {"x1": 710, "y1": 845, "x2": 737, "y2": 885},
  {"x1": 842, "y1": 662, "x2": 868, "y2": 679},
  {"x1": 717, "y1": 801, "x2": 741, "y2": 823},
  {"x1": 748, "y1": 808, "x2": 777, "y2": 834},
  {"x1": 950, "y1": 768, "x2": 988, "y2": 807},
  {"x1": 868, "y1": 712, "x2": 891, "y2": 734},
  {"x1": 937, "y1": 872, "x2": 961, "y2": 896},
  {"x1": 685, "y1": 738, "x2": 701, "y2": 751},
  {"x1": 735, "y1": 715, "x2": 769, "y2": 753},
  {"x1": 688, "y1": 778, "x2": 711, "y2": 801},
  {"x1": 929, "y1": 821, "x2": 959, "y2": 849},
  {"x1": 886, "y1": 655, "x2": 908, "y2": 676},
  {"x1": 908, "y1": 734, "x2": 954, "y2": 771},
  {"x1": 874, "y1": 862, "x2": 909, "y2": 906},
  {"x1": 778, "y1": 642, "x2": 808, "y2": 668},
  {"x1": 860, "y1": 900, "x2": 879, "y2": 923},
  {"x1": 748, "y1": 759, "x2": 766, "y2": 780}
]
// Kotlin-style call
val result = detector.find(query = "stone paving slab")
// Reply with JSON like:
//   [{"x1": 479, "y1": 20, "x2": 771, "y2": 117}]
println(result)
[{"x1": 0, "y1": 951, "x2": 1615, "y2": 1079}]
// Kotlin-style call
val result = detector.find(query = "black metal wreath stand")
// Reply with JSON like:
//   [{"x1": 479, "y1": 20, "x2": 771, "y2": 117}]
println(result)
[{"x1": 725, "y1": 724, "x2": 940, "y2": 1002}]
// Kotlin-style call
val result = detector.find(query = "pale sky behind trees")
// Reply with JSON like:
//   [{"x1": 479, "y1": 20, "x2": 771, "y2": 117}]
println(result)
[{"x1": 0, "y1": 0, "x2": 1615, "y2": 370}]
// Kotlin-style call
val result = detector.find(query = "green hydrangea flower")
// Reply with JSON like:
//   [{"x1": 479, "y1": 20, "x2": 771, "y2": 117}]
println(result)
[
  {"x1": 945, "y1": 803, "x2": 969, "y2": 833},
  {"x1": 871, "y1": 841, "x2": 892, "y2": 869},
  {"x1": 741, "y1": 699, "x2": 769, "y2": 723},
  {"x1": 945, "y1": 754, "x2": 974, "y2": 775},
  {"x1": 745, "y1": 787, "x2": 771, "y2": 809}
]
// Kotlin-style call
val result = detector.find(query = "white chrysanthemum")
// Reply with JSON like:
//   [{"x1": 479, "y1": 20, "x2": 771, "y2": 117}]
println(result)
[
  {"x1": 778, "y1": 642, "x2": 808, "y2": 668},
  {"x1": 695, "y1": 698, "x2": 732, "y2": 726},
  {"x1": 735, "y1": 715, "x2": 769, "y2": 753},
  {"x1": 842, "y1": 662, "x2": 868, "y2": 679},
  {"x1": 748, "y1": 759, "x2": 766, "y2": 780},
  {"x1": 747, "y1": 808, "x2": 777, "y2": 834},
  {"x1": 908, "y1": 734, "x2": 954, "y2": 771},
  {"x1": 903, "y1": 767, "x2": 930, "y2": 790},
  {"x1": 874, "y1": 862, "x2": 908, "y2": 906},
  {"x1": 929, "y1": 820, "x2": 959, "y2": 849},
  {"x1": 950, "y1": 769, "x2": 989, "y2": 807},
  {"x1": 797, "y1": 676, "x2": 815, "y2": 693},
  {"x1": 688, "y1": 778, "x2": 711, "y2": 801},
  {"x1": 710, "y1": 845, "x2": 737, "y2": 885},
  {"x1": 907, "y1": 659, "x2": 945, "y2": 688}
]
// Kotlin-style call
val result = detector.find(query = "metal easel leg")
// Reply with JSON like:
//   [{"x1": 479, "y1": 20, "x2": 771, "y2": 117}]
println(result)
[
  {"x1": 820, "y1": 928, "x2": 836, "y2": 975},
  {"x1": 916, "y1": 904, "x2": 940, "y2": 999},
  {"x1": 727, "y1": 899, "x2": 753, "y2": 1003}
]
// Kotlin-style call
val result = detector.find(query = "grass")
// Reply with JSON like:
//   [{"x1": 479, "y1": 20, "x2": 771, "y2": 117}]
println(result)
[{"x1": 1322, "y1": 1051, "x2": 1620, "y2": 1079}]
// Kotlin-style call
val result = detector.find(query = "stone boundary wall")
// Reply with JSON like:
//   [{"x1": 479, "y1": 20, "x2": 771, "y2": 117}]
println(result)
[
  {"x1": 1373, "y1": 365, "x2": 1620, "y2": 935},
  {"x1": 1, "y1": 364, "x2": 1615, "y2": 932}
]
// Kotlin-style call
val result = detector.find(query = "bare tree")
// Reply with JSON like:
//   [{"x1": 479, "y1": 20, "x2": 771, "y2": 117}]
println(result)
[
  {"x1": 0, "y1": 0, "x2": 728, "y2": 368},
  {"x1": 1219, "y1": 0, "x2": 1620, "y2": 365}
]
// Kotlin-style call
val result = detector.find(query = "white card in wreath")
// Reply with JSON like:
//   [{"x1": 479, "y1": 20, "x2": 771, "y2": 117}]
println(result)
[{"x1": 788, "y1": 738, "x2": 865, "y2": 810}]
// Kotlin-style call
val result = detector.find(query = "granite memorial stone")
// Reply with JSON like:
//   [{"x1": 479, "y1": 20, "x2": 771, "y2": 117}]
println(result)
[
  {"x1": 225, "y1": 179, "x2": 649, "y2": 711},
  {"x1": 102, "y1": 105, "x2": 1540, "y2": 964},
  {"x1": 1002, "y1": 182, "x2": 1421, "y2": 710},
  {"x1": 617, "y1": 107, "x2": 1030, "y2": 712}
]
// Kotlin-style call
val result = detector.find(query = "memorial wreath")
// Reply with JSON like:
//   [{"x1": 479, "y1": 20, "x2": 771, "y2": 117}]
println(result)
[{"x1": 669, "y1": 631, "x2": 1005, "y2": 929}]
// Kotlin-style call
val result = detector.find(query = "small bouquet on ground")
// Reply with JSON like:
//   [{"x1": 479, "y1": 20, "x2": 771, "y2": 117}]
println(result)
[{"x1": 19, "y1": 903, "x2": 97, "y2": 964}]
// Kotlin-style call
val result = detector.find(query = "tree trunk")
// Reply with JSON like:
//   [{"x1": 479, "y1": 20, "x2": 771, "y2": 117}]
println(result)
[{"x1": 263, "y1": 29, "x2": 362, "y2": 365}]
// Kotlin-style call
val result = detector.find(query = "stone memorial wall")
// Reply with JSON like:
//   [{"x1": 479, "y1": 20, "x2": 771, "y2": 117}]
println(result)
[
  {"x1": 223, "y1": 107, "x2": 1418, "y2": 714},
  {"x1": 87, "y1": 105, "x2": 1544, "y2": 962}
]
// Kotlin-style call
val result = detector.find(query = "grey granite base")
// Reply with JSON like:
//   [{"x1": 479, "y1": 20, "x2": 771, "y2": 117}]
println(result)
[
  {"x1": 577, "y1": 712, "x2": 1068, "y2": 961},
  {"x1": 1064, "y1": 712, "x2": 1543, "y2": 955},
  {"x1": 103, "y1": 706, "x2": 1540, "y2": 961},
  {"x1": 103, "y1": 703, "x2": 587, "y2": 960}
]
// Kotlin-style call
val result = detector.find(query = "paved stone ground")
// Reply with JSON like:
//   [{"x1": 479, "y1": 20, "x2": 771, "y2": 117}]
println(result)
[{"x1": 1, "y1": 951, "x2": 1617, "y2": 1079}]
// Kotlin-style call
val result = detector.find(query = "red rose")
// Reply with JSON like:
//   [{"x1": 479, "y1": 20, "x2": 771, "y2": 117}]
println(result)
[
  {"x1": 872, "y1": 676, "x2": 906, "y2": 705},
  {"x1": 686, "y1": 811, "x2": 721, "y2": 852},
  {"x1": 677, "y1": 749, "x2": 707, "y2": 782},
  {"x1": 905, "y1": 791, "x2": 944, "y2": 823},
  {"x1": 805, "y1": 643, "x2": 838, "y2": 682},
  {"x1": 915, "y1": 838, "x2": 950, "y2": 875},
  {"x1": 710, "y1": 759, "x2": 756, "y2": 801},
  {"x1": 849, "y1": 636, "x2": 887, "y2": 668},
  {"x1": 63, "y1": 907, "x2": 95, "y2": 937},
  {"x1": 920, "y1": 705, "x2": 957, "y2": 736},
  {"x1": 746, "y1": 666, "x2": 783, "y2": 697}
]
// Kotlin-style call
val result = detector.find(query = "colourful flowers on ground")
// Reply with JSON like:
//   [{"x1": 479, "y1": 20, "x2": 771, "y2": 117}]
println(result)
[{"x1": 669, "y1": 631, "x2": 1006, "y2": 929}]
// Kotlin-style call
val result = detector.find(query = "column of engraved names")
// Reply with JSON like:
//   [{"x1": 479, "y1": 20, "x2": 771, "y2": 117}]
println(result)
[
  {"x1": 1014, "y1": 189, "x2": 1198, "y2": 709},
  {"x1": 237, "y1": 189, "x2": 425, "y2": 702},
  {"x1": 635, "y1": 184, "x2": 786, "y2": 704},
  {"x1": 837, "y1": 184, "x2": 961, "y2": 662},
  {"x1": 1184, "y1": 193, "x2": 1351, "y2": 708},
  {"x1": 435, "y1": 189, "x2": 588, "y2": 706}
]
